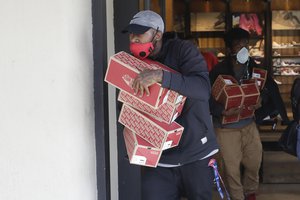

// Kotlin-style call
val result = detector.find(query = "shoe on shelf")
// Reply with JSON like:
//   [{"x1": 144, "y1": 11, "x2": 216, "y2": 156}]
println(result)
[
  {"x1": 280, "y1": 68, "x2": 299, "y2": 75},
  {"x1": 250, "y1": 49, "x2": 264, "y2": 57},
  {"x1": 289, "y1": 69, "x2": 299, "y2": 75},
  {"x1": 259, "y1": 118, "x2": 278, "y2": 130},
  {"x1": 274, "y1": 79, "x2": 282, "y2": 84},
  {"x1": 217, "y1": 52, "x2": 225, "y2": 57},
  {"x1": 273, "y1": 51, "x2": 281, "y2": 56},
  {"x1": 281, "y1": 61, "x2": 289, "y2": 66},
  {"x1": 254, "y1": 59, "x2": 261, "y2": 65},
  {"x1": 292, "y1": 41, "x2": 300, "y2": 46},
  {"x1": 272, "y1": 58, "x2": 281, "y2": 66},
  {"x1": 281, "y1": 69, "x2": 290, "y2": 75},
  {"x1": 272, "y1": 41, "x2": 281, "y2": 48}
]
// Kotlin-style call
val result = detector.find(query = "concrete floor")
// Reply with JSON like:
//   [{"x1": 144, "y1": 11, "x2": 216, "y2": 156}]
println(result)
[
  {"x1": 211, "y1": 151, "x2": 300, "y2": 200},
  {"x1": 257, "y1": 184, "x2": 300, "y2": 200},
  {"x1": 212, "y1": 183, "x2": 300, "y2": 200}
]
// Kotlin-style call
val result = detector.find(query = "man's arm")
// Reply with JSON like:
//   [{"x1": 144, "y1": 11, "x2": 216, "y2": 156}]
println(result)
[
  {"x1": 131, "y1": 69, "x2": 163, "y2": 97},
  {"x1": 161, "y1": 40, "x2": 211, "y2": 101},
  {"x1": 132, "y1": 40, "x2": 211, "y2": 100}
]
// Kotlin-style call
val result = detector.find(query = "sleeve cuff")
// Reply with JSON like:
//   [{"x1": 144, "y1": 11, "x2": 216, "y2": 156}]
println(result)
[{"x1": 162, "y1": 71, "x2": 172, "y2": 89}]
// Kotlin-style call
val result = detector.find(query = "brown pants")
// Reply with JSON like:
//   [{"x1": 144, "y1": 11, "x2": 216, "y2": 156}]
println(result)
[{"x1": 215, "y1": 122, "x2": 262, "y2": 200}]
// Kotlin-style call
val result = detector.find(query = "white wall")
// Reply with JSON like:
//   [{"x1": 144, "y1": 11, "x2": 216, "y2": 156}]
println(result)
[{"x1": 0, "y1": 1, "x2": 96, "y2": 200}]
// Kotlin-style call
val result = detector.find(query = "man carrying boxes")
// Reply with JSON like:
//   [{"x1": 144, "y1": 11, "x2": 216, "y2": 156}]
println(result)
[
  {"x1": 106, "y1": 10, "x2": 219, "y2": 200},
  {"x1": 105, "y1": 51, "x2": 186, "y2": 167},
  {"x1": 209, "y1": 28, "x2": 263, "y2": 200}
]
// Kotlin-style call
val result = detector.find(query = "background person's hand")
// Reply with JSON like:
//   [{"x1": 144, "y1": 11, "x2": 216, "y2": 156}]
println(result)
[
  {"x1": 248, "y1": 97, "x2": 262, "y2": 111},
  {"x1": 222, "y1": 106, "x2": 242, "y2": 116},
  {"x1": 132, "y1": 69, "x2": 163, "y2": 97}
]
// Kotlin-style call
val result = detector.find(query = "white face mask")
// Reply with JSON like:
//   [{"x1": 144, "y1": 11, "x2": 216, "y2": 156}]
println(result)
[{"x1": 236, "y1": 47, "x2": 249, "y2": 64}]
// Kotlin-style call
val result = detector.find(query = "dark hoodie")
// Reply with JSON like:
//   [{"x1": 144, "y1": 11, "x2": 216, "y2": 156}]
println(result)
[{"x1": 151, "y1": 33, "x2": 219, "y2": 165}]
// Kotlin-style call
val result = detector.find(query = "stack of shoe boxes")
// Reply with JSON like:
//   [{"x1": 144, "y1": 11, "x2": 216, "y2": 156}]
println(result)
[
  {"x1": 212, "y1": 73, "x2": 264, "y2": 124},
  {"x1": 105, "y1": 51, "x2": 186, "y2": 167},
  {"x1": 212, "y1": 75, "x2": 244, "y2": 124}
]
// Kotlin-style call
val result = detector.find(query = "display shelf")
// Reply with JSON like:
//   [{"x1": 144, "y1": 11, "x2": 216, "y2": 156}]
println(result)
[
  {"x1": 272, "y1": 46, "x2": 300, "y2": 49},
  {"x1": 273, "y1": 55, "x2": 300, "y2": 58},
  {"x1": 271, "y1": 0, "x2": 300, "y2": 97},
  {"x1": 165, "y1": 0, "x2": 299, "y2": 76},
  {"x1": 175, "y1": 0, "x2": 228, "y2": 57}
]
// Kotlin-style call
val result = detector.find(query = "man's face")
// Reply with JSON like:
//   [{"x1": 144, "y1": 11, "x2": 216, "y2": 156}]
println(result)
[
  {"x1": 231, "y1": 39, "x2": 249, "y2": 55},
  {"x1": 129, "y1": 28, "x2": 156, "y2": 44}
]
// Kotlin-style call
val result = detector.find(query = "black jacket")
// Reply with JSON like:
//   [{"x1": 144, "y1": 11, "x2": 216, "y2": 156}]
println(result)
[{"x1": 153, "y1": 33, "x2": 219, "y2": 165}]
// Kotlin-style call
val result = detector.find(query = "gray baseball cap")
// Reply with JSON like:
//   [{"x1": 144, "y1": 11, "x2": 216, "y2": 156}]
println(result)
[{"x1": 122, "y1": 10, "x2": 164, "y2": 34}]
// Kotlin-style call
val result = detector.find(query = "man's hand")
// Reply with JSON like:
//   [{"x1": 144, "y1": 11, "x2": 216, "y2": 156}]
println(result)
[
  {"x1": 248, "y1": 97, "x2": 262, "y2": 111},
  {"x1": 132, "y1": 69, "x2": 163, "y2": 97},
  {"x1": 222, "y1": 106, "x2": 242, "y2": 116}
]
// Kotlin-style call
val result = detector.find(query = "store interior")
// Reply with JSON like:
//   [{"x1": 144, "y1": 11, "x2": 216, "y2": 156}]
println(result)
[{"x1": 140, "y1": 0, "x2": 300, "y2": 199}]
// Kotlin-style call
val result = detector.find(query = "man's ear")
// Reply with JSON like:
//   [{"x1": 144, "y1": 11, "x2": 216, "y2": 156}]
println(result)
[
  {"x1": 154, "y1": 32, "x2": 163, "y2": 41},
  {"x1": 226, "y1": 47, "x2": 232, "y2": 55}
]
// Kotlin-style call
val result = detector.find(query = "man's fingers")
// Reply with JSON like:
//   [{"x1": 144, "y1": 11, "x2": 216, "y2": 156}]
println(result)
[
  {"x1": 132, "y1": 81, "x2": 139, "y2": 95},
  {"x1": 144, "y1": 87, "x2": 150, "y2": 96},
  {"x1": 139, "y1": 85, "x2": 144, "y2": 97}
]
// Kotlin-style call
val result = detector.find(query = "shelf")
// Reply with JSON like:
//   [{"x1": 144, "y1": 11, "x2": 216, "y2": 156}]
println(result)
[
  {"x1": 170, "y1": 0, "x2": 299, "y2": 80},
  {"x1": 272, "y1": 46, "x2": 300, "y2": 49},
  {"x1": 272, "y1": 28, "x2": 300, "y2": 31},
  {"x1": 190, "y1": 31, "x2": 224, "y2": 37},
  {"x1": 273, "y1": 65, "x2": 300, "y2": 68},
  {"x1": 274, "y1": 74, "x2": 300, "y2": 76},
  {"x1": 273, "y1": 55, "x2": 300, "y2": 58},
  {"x1": 252, "y1": 56, "x2": 264, "y2": 59},
  {"x1": 275, "y1": 74, "x2": 300, "y2": 76}
]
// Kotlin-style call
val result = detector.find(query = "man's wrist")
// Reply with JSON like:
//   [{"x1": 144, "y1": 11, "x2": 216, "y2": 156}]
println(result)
[
  {"x1": 222, "y1": 109, "x2": 227, "y2": 116},
  {"x1": 155, "y1": 69, "x2": 163, "y2": 83}
]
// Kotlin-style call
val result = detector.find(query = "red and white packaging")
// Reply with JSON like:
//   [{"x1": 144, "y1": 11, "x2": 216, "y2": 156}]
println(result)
[
  {"x1": 252, "y1": 68, "x2": 267, "y2": 90},
  {"x1": 118, "y1": 90, "x2": 186, "y2": 124},
  {"x1": 212, "y1": 75, "x2": 239, "y2": 101},
  {"x1": 105, "y1": 51, "x2": 181, "y2": 109},
  {"x1": 239, "y1": 82, "x2": 260, "y2": 120},
  {"x1": 119, "y1": 104, "x2": 184, "y2": 150},
  {"x1": 123, "y1": 127, "x2": 162, "y2": 168},
  {"x1": 217, "y1": 84, "x2": 244, "y2": 124}
]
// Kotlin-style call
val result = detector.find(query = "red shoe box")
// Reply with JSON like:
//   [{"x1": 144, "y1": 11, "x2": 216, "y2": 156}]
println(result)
[
  {"x1": 212, "y1": 75, "x2": 239, "y2": 100},
  {"x1": 123, "y1": 127, "x2": 162, "y2": 168},
  {"x1": 105, "y1": 51, "x2": 180, "y2": 109},
  {"x1": 217, "y1": 84, "x2": 244, "y2": 124},
  {"x1": 252, "y1": 68, "x2": 267, "y2": 90},
  {"x1": 119, "y1": 104, "x2": 184, "y2": 150},
  {"x1": 118, "y1": 90, "x2": 186, "y2": 124},
  {"x1": 239, "y1": 82, "x2": 260, "y2": 120}
]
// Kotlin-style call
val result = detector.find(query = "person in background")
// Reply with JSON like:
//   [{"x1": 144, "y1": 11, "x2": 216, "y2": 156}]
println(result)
[
  {"x1": 297, "y1": 103, "x2": 300, "y2": 160},
  {"x1": 209, "y1": 28, "x2": 262, "y2": 200},
  {"x1": 254, "y1": 75, "x2": 291, "y2": 126},
  {"x1": 291, "y1": 78, "x2": 300, "y2": 160},
  {"x1": 122, "y1": 10, "x2": 219, "y2": 200},
  {"x1": 185, "y1": 35, "x2": 219, "y2": 72}
]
